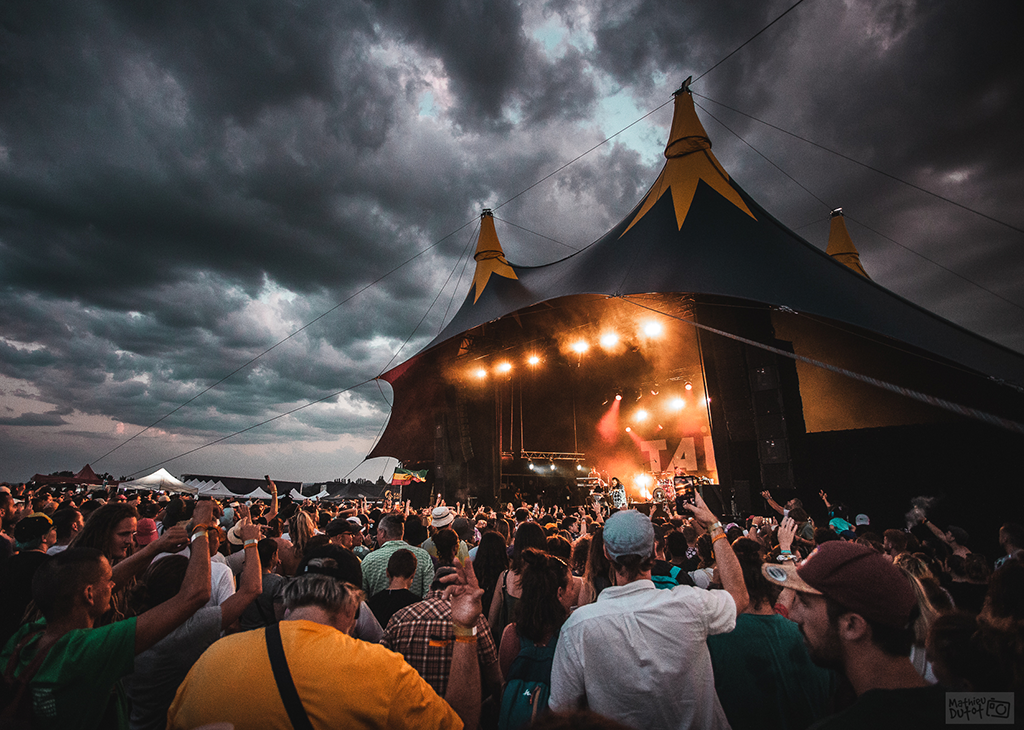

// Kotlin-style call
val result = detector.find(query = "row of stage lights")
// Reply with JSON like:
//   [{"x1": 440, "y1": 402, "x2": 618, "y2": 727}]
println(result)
[
  {"x1": 526, "y1": 462, "x2": 589, "y2": 472},
  {"x1": 470, "y1": 321, "x2": 667, "y2": 380}
]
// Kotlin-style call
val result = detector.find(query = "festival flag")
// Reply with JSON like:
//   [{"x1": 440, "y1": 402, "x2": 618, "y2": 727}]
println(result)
[{"x1": 391, "y1": 468, "x2": 427, "y2": 486}]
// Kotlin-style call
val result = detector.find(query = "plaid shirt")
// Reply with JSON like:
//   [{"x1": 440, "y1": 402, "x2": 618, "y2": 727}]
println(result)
[{"x1": 381, "y1": 590, "x2": 498, "y2": 696}]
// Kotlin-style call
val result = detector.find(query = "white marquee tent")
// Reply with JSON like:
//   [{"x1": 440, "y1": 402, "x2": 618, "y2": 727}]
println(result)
[{"x1": 121, "y1": 468, "x2": 197, "y2": 494}]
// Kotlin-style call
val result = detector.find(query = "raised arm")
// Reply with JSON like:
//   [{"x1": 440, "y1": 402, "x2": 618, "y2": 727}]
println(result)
[
  {"x1": 685, "y1": 493, "x2": 748, "y2": 614},
  {"x1": 217, "y1": 522, "x2": 263, "y2": 630},
  {"x1": 264, "y1": 475, "x2": 279, "y2": 522},
  {"x1": 776, "y1": 516, "x2": 798, "y2": 560},
  {"x1": 442, "y1": 557, "x2": 484, "y2": 730},
  {"x1": 760, "y1": 490, "x2": 784, "y2": 516},
  {"x1": 111, "y1": 524, "x2": 189, "y2": 591},
  {"x1": 133, "y1": 501, "x2": 215, "y2": 653}
]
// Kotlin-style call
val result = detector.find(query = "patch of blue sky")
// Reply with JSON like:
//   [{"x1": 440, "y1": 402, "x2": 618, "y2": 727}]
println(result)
[
  {"x1": 257, "y1": 275, "x2": 298, "y2": 304},
  {"x1": 418, "y1": 90, "x2": 438, "y2": 118},
  {"x1": 533, "y1": 16, "x2": 567, "y2": 54},
  {"x1": 596, "y1": 88, "x2": 667, "y2": 166},
  {"x1": 531, "y1": 13, "x2": 594, "y2": 57}
]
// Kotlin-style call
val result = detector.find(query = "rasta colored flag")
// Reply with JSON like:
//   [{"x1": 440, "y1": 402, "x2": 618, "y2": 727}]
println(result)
[{"x1": 391, "y1": 468, "x2": 428, "y2": 486}]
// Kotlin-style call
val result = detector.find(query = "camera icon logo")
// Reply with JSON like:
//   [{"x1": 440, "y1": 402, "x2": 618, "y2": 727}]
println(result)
[{"x1": 987, "y1": 699, "x2": 1011, "y2": 719}]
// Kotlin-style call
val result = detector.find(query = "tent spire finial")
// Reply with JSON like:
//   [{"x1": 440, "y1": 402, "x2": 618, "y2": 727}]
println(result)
[
  {"x1": 665, "y1": 78, "x2": 710, "y2": 159},
  {"x1": 470, "y1": 208, "x2": 518, "y2": 303},
  {"x1": 620, "y1": 81, "x2": 755, "y2": 236},
  {"x1": 826, "y1": 208, "x2": 871, "y2": 279}
]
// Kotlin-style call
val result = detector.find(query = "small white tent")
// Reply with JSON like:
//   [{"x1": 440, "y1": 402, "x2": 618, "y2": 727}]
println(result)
[
  {"x1": 197, "y1": 481, "x2": 243, "y2": 499},
  {"x1": 120, "y1": 468, "x2": 197, "y2": 494}
]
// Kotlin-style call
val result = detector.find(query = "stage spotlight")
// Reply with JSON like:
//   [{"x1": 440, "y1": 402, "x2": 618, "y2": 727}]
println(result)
[
  {"x1": 527, "y1": 354, "x2": 540, "y2": 365},
  {"x1": 528, "y1": 462, "x2": 535, "y2": 471},
  {"x1": 657, "y1": 424, "x2": 663, "y2": 430},
  {"x1": 576, "y1": 463, "x2": 584, "y2": 471},
  {"x1": 600, "y1": 332, "x2": 619, "y2": 348},
  {"x1": 475, "y1": 368, "x2": 487, "y2": 379},
  {"x1": 643, "y1": 321, "x2": 663, "y2": 337},
  {"x1": 550, "y1": 463, "x2": 556, "y2": 471},
  {"x1": 571, "y1": 340, "x2": 589, "y2": 354},
  {"x1": 635, "y1": 473, "x2": 653, "y2": 500},
  {"x1": 615, "y1": 393, "x2": 622, "y2": 401},
  {"x1": 625, "y1": 426, "x2": 631, "y2": 433},
  {"x1": 497, "y1": 362, "x2": 512, "y2": 374},
  {"x1": 634, "y1": 409, "x2": 648, "y2": 422},
  {"x1": 684, "y1": 381, "x2": 693, "y2": 391},
  {"x1": 670, "y1": 398, "x2": 685, "y2": 410}
]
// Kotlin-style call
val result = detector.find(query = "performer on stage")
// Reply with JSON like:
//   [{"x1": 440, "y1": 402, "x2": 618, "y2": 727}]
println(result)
[{"x1": 609, "y1": 477, "x2": 627, "y2": 509}]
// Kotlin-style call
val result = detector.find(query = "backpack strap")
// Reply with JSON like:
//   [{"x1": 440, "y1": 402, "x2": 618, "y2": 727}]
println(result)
[
  {"x1": 4, "y1": 628, "x2": 65, "y2": 686},
  {"x1": 1, "y1": 628, "x2": 68, "y2": 725},
  {"x1": 3, "y1": 631, "x2": 41, "y2": 685},
  {"x1": 265, "y1": 623, "x2": 314, "y2": 730}
]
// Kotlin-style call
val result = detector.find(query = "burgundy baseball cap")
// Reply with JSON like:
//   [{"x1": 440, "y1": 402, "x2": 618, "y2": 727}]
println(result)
[
  {"x1": 135, "y1": 518, "x2": 159, "y2": 546},
  {"x1": 764, "y1": 541, "x2": 917, "y2": 628}
]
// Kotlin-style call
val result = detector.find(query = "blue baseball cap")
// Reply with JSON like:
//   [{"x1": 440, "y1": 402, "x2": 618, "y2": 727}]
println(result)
[{"x1": 603, "y1": 510, "x2": 655, "y2": 561}]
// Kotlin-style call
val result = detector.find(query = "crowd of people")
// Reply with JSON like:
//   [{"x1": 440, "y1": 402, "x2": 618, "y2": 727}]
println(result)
[{"x1": 0, "y1": 477, "x2": 1021, "y2": 730}]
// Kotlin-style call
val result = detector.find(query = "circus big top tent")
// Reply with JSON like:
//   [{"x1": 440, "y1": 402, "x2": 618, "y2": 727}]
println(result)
[{"x1": 369, "y1": 83, "x2": 1024, "y2": 521}]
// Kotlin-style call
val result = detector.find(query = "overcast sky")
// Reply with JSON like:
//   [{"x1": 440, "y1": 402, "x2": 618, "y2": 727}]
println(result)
[{"x1": 2, "y1": 0, "x2": 1021, "y2": 484}]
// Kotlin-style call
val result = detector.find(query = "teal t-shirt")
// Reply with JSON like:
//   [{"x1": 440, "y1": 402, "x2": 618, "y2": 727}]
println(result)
[
  {"x1": 0, "y1": 617, "x2": 137, "y2": 730},
  {"x1": 707, "y1": 612, "x2": 835, "y2": 730}
]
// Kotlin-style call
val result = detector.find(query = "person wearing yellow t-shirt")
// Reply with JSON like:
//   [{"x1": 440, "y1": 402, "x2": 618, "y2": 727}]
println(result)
[{"x1": 167, "y1": 557, "x2": 485, "y2": 730}]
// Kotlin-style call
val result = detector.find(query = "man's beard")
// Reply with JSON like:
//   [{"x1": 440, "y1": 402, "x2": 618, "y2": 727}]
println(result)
[{"x1": 802, "y1": 624, "x2": 843, "y2": 670}]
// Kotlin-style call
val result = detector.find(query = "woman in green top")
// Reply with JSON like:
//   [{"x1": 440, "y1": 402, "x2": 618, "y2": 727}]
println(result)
[{"x1": 706, "y1": 538, "x2": 835, "y2": 730}]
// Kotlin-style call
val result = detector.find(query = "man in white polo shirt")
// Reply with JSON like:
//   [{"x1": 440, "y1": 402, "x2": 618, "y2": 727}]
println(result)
[{"x1": 549, "y1": 495, "x2": 748, "y2": 729}]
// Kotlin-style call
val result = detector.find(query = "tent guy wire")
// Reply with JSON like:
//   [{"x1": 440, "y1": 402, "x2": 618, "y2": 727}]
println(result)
[
  {"x1": 692, "y1": 92, "x2": 1024, "y2": 237},
  {"x1": 694, "y1": 99, "x2": 1024, "y2": 315},
  {"x1": 124, "y1": 375, "x2": 379, "y2": 478}
]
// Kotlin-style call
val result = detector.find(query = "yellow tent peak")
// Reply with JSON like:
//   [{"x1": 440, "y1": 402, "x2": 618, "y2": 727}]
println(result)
[
  {"x1": 826, "y1": 209, "x2": 871, "y2": 279},
  {"x1": 665, "y1": 78, "x2": 713, "y2": 159},
  {"x1": 621, "y1": 81, "x2": 755, "y2": 237},
  {"x1": 471, "y1": 210, "x2": 518, "y2": 303}
]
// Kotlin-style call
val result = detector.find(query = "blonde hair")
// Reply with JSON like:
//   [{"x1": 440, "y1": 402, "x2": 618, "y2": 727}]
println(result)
[
  {"x1": 896, "y1": 565, "x2": 941, "y2": 646},
  {"x1": 288, "y1": 510, "x2": 316, "y2": 557}
]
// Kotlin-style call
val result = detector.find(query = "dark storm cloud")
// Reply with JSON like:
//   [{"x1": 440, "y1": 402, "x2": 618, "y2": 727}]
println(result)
[
  {"x1": 367, "y1": 0, "x2": 531, "y2": 121},
  {"x1": 0, "y1": 410, "x2": 69, "y2": 427},
  {"x1": 580, "y1": 0, "x2": 778, "y2": 96},
  {"x1": 368, "y1": 0, "x2": 601, "y2": 128}
]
